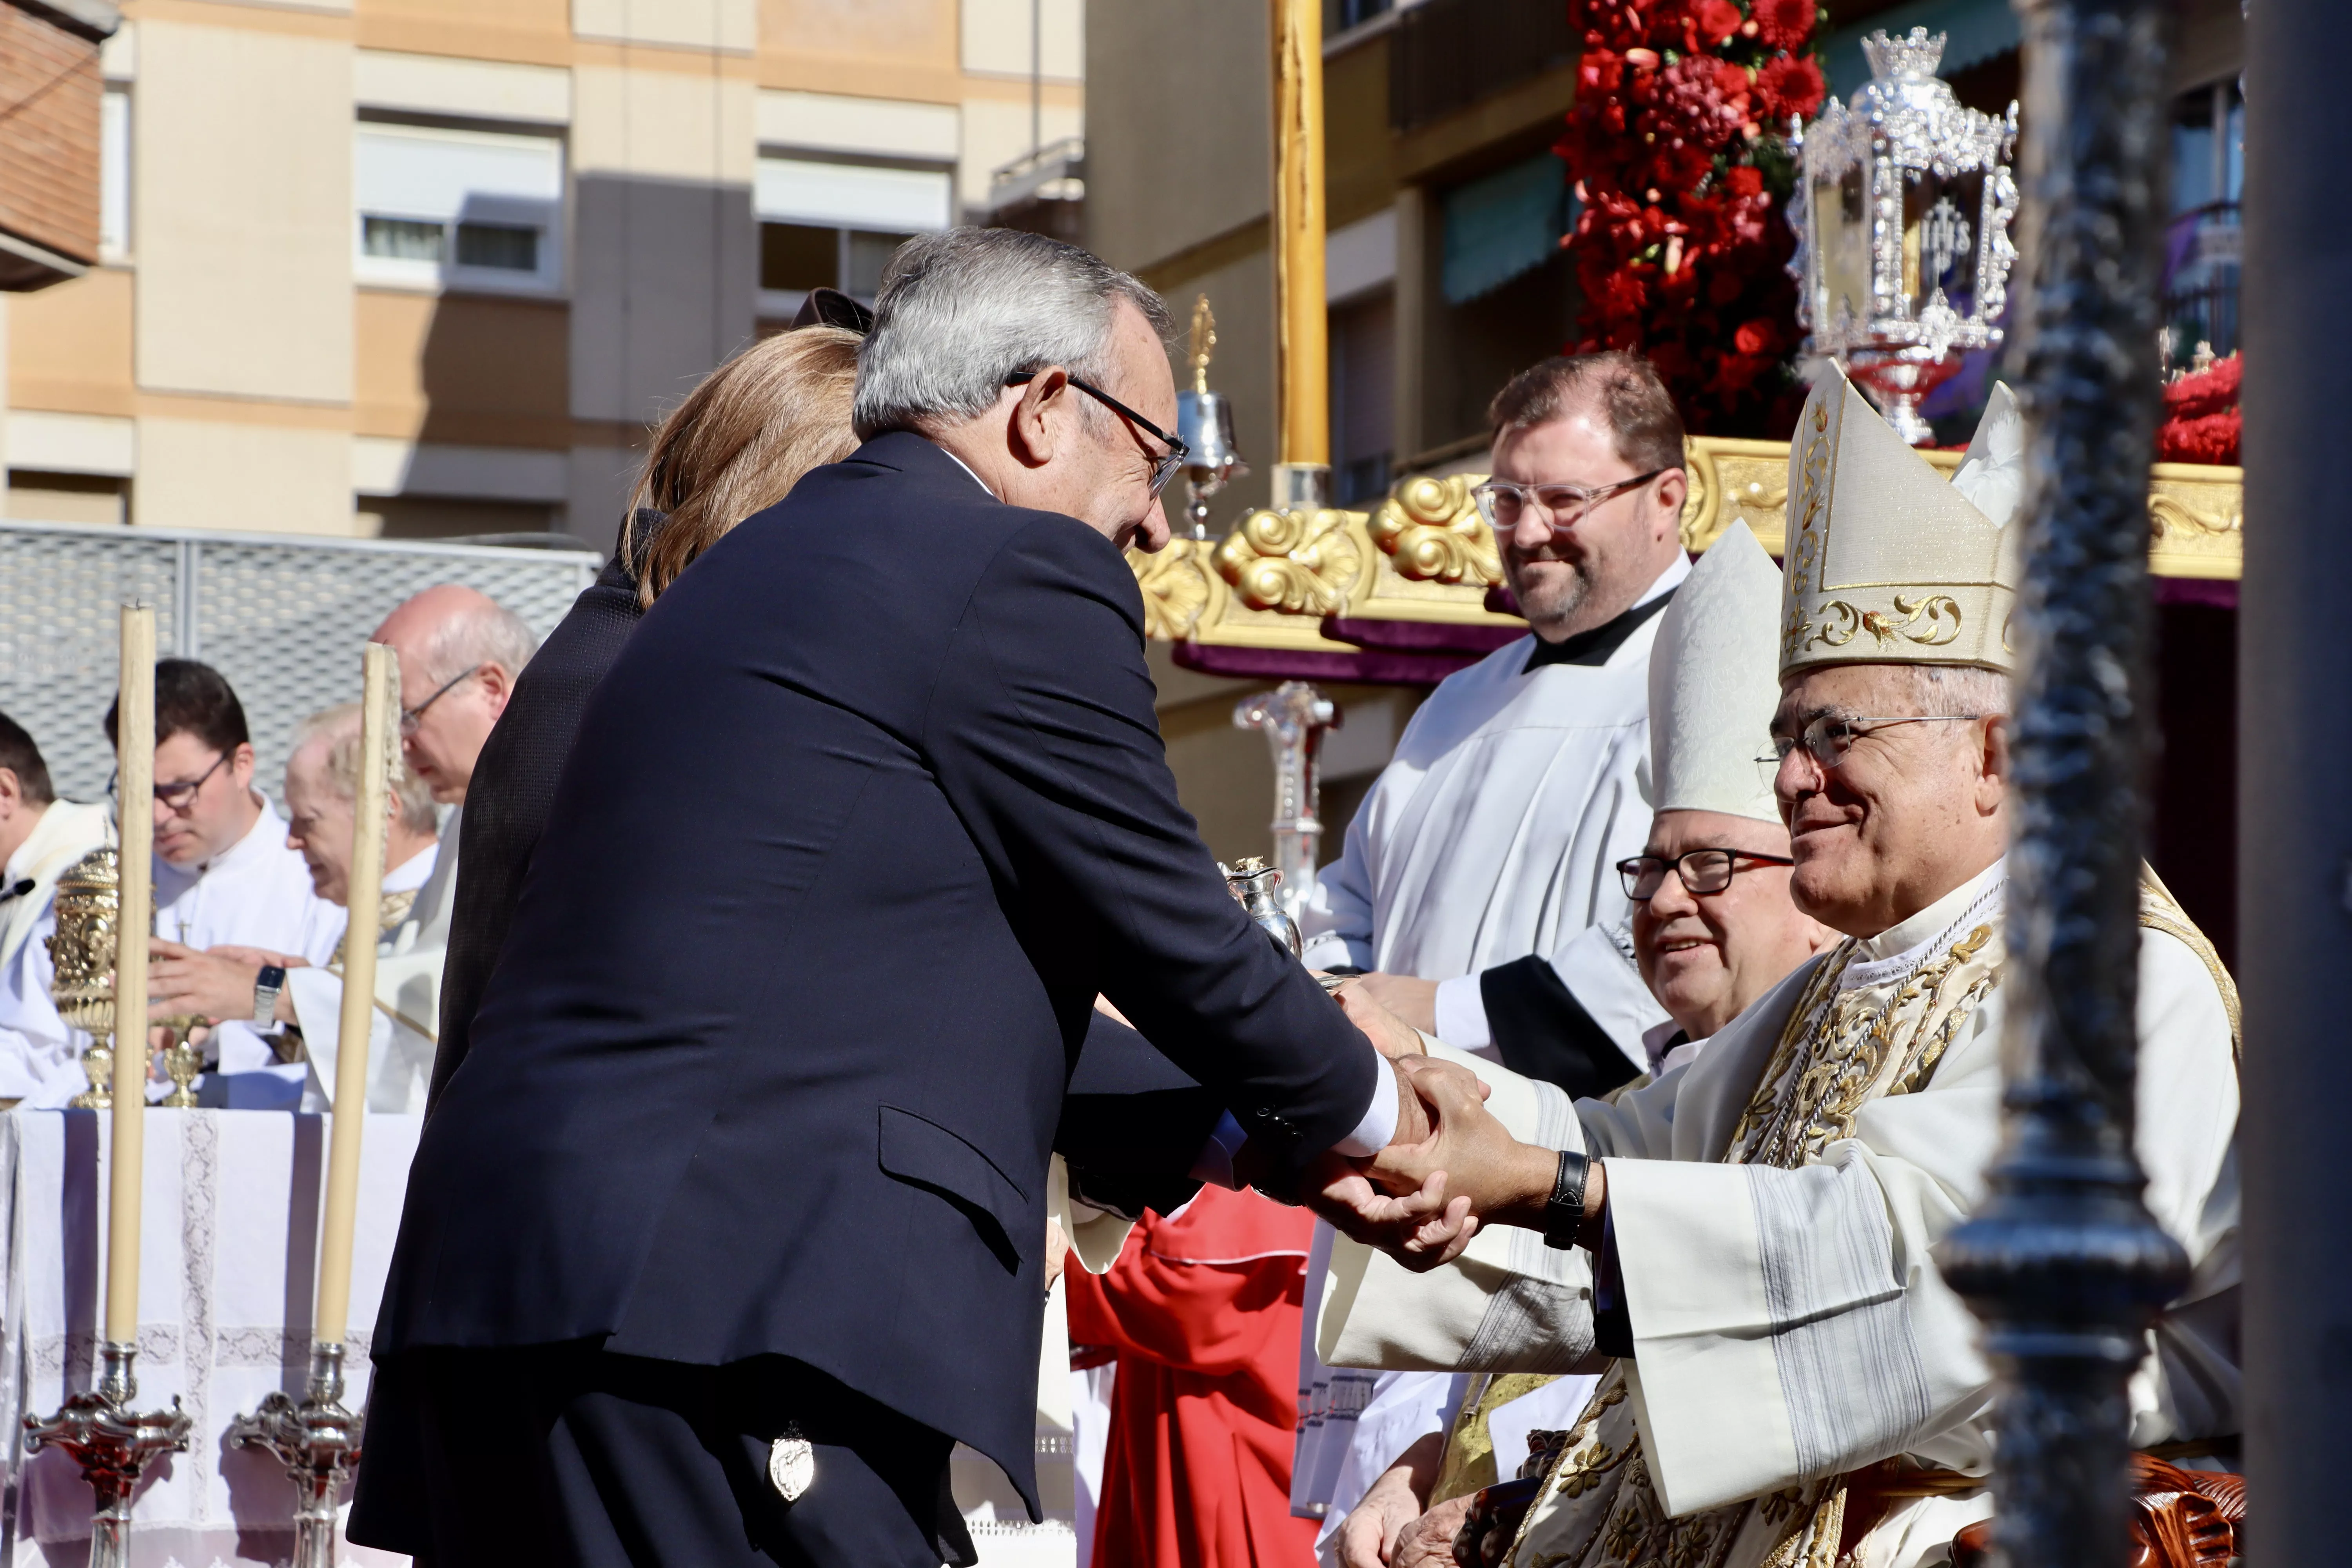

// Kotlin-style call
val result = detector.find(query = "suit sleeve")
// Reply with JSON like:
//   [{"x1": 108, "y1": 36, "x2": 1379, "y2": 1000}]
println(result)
[{"x1": 922, "y1": 518, "x2": 1383, "y2": 1188}]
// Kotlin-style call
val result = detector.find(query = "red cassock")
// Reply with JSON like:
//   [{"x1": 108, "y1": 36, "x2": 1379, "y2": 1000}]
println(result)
[{"x1": 1065, "y1": 1186, "x2": 1321, "y2": 1568}]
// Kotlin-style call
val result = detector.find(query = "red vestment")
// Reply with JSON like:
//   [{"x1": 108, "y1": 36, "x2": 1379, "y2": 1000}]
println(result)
[{"x1": 1065, "y1": 1187, "x2": 1320, "y2": 1568}]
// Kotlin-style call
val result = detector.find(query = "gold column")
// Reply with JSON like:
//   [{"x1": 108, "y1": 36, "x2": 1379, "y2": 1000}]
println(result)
[{"x1": 1271, "y1": 0, "x2": 1329, "y2": 508}]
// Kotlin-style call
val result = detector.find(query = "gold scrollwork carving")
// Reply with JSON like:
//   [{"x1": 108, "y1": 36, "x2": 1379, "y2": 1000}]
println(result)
[
  {"x1": 1806, "y1": 594, "x2": 1963, "y2": 650},
  {"x1": 1213, "y1": 506, "x2": 1362, "y2": 616},
  {"x1": 1127, "y1": 539, "x2": 1214, "y2": 640},
  {"x1": 2147, "y1": 491, "x2": 2242, "y2": 539},
  {"x1": 1366, "y1": 475, "x2": 1502, "y2": 586}
]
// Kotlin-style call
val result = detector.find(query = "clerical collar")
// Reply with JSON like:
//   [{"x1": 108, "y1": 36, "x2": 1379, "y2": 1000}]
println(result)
[{"x1": 1522, "y1": 584, "x2": 1679, "y2": 673}]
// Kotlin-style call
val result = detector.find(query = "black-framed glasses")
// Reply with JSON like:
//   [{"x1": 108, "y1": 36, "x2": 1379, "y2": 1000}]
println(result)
[
  {"x1": 113, "y1": 750, "x2": 229, "y2": 811},
  {"x1": 1617, "y1": 847, "x2": 1796, "y2": 901},
  {"x1": 1757, "y1": 713, "x2": 1985, "y2": 784},
  {"x1": 401, "y1": 664, "x2": 483, "y2": 735},
  {"x1": 1471, "y1": 469, "x2": 1670, "y2": 535},
  {"x1": 1005, "y1": 370, "x2": 1191, "y2": 495}
]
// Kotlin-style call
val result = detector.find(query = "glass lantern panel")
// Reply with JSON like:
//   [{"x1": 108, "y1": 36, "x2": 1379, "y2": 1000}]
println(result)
[
  {"x1": 1817, "y1": 162, "x2": 1871, "y2": 335},
  {"x1": 1902, "y1": 169, "x2": 1984, "y2": 318}
]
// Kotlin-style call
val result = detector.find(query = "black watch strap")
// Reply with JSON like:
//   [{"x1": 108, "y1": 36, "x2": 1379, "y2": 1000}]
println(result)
[{"x1": 1542, "y1": 1149, "x2": 1590, "y2": 1250}]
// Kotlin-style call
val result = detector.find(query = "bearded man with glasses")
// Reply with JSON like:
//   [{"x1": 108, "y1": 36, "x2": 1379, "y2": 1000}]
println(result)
[{"x1": 1316, "y1": 373, "x2": 2241, "y2": 1568}]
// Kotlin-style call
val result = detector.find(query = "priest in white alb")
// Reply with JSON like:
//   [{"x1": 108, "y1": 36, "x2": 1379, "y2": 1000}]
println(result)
[{"x1": 1320, "y1": 372, "x2": 2241, "y2": 1568}]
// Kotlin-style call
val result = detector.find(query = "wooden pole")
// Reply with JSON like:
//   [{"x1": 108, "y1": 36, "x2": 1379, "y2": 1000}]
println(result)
[
  {"x1": 104, "y1": 606, "x2": 154, "y2": 1350},
  {"x1": 1271, "y1": 0, "x2": 1329, "y2": 495},
  {"x1": 312, "y1": 642, "x2": 395, "y2": 1349}
]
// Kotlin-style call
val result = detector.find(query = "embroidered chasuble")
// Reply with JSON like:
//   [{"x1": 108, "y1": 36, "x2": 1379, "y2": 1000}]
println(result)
[{"x1": 1316, "y1": 861, "x2": 2241, "y2": 1568}]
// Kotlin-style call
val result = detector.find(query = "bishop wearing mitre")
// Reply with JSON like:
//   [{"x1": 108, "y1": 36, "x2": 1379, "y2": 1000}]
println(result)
[{"x1": 1323, "y1": 370, "x2": 2241, "y2": 1568}]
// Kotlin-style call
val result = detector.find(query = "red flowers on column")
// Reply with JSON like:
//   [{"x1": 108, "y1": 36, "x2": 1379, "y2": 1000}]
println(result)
[{"x1": 1557, "y1": 0, "x2": 1826, "y2": 435}]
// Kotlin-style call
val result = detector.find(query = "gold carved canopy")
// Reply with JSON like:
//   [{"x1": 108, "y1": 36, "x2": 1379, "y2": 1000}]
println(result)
[{"x1": 1130, "y1": 434, "x2": 2244, "y2": 653}]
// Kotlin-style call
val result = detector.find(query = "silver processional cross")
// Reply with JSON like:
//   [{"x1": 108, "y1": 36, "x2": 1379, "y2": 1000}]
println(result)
[{"x1": 1232, "y1": 682, "x2": 1340, "y2": 922}]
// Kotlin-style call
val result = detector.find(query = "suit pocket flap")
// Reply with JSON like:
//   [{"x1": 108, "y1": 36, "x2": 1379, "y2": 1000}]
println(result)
[{"x1": 877, "y1": 1105, "x2": 1028, "y2": 1265}]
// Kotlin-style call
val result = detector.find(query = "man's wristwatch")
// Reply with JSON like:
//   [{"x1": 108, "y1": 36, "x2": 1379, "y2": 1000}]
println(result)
[
  {"x1": 1542, "y1": 1149, "x2": 1590, "y2": 1251},
  {"x1": 251, "y1": 964, "x2": 287, "y2": 1027}
]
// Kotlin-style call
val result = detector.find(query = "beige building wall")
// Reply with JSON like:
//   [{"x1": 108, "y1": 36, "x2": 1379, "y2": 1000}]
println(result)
[{"x1": 4, "y1": 0, "x2": 1083, "y2": 548}]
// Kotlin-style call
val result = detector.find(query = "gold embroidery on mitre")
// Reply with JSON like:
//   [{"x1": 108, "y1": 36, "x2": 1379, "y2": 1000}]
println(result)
[{"x1": 1778, "y1": 367, "x2": 2016, "y2": 678}]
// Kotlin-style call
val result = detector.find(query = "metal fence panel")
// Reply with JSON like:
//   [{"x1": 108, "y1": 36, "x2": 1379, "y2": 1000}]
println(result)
[{"x1": 0, "y1": 520, "x2": 598, "y2": 808}]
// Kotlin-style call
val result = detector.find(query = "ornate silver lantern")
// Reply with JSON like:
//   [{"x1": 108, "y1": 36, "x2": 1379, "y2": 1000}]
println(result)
[
  {"x1": 1793, "y1": 28, "x2": 2019, "y2": 445},
  {"x1": 1174, "y1": 295, "x2": 1248, "y2": 540}
]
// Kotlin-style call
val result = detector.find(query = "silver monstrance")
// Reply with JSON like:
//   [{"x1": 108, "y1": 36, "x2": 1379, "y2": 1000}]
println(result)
[{"x1": 1792, "y1": 28, "x2": 2020, "y2": 445}]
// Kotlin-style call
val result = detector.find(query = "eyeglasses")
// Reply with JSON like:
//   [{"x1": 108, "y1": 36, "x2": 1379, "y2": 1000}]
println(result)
[
  {"x1": 1758, "y1": 713, "x2": 1984, "y2": 784},
  {"x1": 1004, "y1": 370, "x2": 1191, "y2": 495},
  {"x1": 1471, "y1": 470, "x2": 1670, "y2": 535},
  {"x1": 112, "y1": 749, "x2": 229, "y2": 812},
  {"x1": 1618, "y1": 848, "x2": 1795, "y2": 900},
  {"x1": 401, "y1": 665, "x2": 483, "y2": 735}
]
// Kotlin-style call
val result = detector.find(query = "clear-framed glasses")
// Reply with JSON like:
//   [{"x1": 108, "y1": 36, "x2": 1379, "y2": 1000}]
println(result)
[
  {"x1": 1471, "y1": 469, "x2": 1670, "y2": 535},
  {"x1": 113, "y1": 750, "x2": 229, "y2": 812},
  {"x1": 401, "y1": 664, "x2": 484, "y2": 735},
  {"x1": 1004, "y1": 370, "x2": 1191, "y2": 495},
  {"x1": 1757, "y1": 713, "x2": 1984, "y2": 785},
  {"x1": 1617, "y1": 847, "x2": 1795, "y2": 901}
]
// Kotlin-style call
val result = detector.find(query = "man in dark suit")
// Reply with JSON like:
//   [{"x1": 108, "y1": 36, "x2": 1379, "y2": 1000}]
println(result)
[{"x1": 350, "y1": 229, "x2": 1470, "y2": 1568}]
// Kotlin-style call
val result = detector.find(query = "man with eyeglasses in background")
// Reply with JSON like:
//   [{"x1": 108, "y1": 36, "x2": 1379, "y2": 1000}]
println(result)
[
  {"x1": 1292, "y1": 352, "x2": 1689, "y2": 1544},
  {"x1": 113, "y1": 660, "x2": 341, "y2": 1107}
]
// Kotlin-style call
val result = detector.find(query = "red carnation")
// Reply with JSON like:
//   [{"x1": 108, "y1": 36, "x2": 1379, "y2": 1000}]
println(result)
[
  {"x1": 1755, "y1": 55, "x2": 1826, "y2": 122},
  {"x1": 1726, "y1": 166, "x2": 1764, "y2": 198},
  {"x1": 1733, "y1": 319, "x2": 1780, "y2": 356},
  {"x1": 1750, "y1": 0, "x2": 1814, "y2": 51},
  {"x1": 1693, "y1": 0, "x2": 1742, "y2": 45}
]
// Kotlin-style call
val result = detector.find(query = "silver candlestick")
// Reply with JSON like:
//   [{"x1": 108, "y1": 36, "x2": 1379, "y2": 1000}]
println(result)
[
  {"x1": 1233, "y1": 682, "x2": 1340, "y2": 922},
  {"x1": 22, "y1": 1341, "x2": 193, "y2": 1568},
  {"x1": 227, "y1": 1341, "x2": 364, "y2": 1568}
]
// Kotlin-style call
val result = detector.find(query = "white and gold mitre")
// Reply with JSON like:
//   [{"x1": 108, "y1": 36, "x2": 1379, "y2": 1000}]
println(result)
[
  {"x1": 1779, "y1": 367, "x2": 2025, "y2": 678},
  {"x1": 1652, "y1": 521, "x2": 1782, "y2": 824}
]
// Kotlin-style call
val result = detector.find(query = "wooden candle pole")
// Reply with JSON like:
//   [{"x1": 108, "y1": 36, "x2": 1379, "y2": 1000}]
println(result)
[
  {"x1": 105, "y1": 605, "x2": 154, "y2": 1357},
  {"x1": 1270, "y1": 0, "x2": 1330, "y2": 508},
  {"x1": 312, "y1": 642, "x2": 395, "y2": 1352}
]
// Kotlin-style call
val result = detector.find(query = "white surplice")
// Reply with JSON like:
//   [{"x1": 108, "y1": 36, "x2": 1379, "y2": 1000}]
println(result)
[
  {"x1": 0, "y1": 801, "x2": 112, "y2": 1103},
  {"x1": 1318, "y1": 861, "x2": 2240, "y2": 1568},
  {"x1": 152, "y1": 794, "x2": 343, "y2": 1094},
  {"x1": 286, "y1": 840, "x2": 443, "y2": 1113}
]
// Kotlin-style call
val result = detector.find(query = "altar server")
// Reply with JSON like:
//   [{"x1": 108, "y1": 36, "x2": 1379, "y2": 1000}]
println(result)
[
  {"x1": 1320, "y1": 373, "x2": 2240, "y2": 1568},
  {"x1": 1294, "y1": 352, "x2": 1685, "y2": 1537},
  {"x1": 1329, "y1": 527, "x2": 1834, "y2": 1566},
  {"x1": 0, "y1": 713, "x2": 109, "y2": 1104},
  {"x1": 123, "y1": 660, "x2": 341, "y2": 1101}
]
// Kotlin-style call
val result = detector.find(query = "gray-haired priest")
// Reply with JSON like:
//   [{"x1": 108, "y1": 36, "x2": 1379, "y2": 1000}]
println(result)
[{"x1": 1323, "y1": 369, "x2": 2240, "y2": 1568}]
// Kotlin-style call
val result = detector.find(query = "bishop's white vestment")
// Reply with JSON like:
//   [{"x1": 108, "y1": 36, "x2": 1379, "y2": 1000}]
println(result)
[
  {"x1": 0, "y1": 800, "x2": 112, "y2": 1103},
  {"x1": 287, "y1": 840, "x2": 448, "y2": 1113},
  {"x1": 1317, "y1": 861, "x2": 2239, "y2": 1568}
]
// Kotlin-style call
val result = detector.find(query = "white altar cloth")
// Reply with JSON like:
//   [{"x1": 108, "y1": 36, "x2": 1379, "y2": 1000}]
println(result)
[{"x1": 0, "y1": 1109, "x2": 420, "y2": 1566}]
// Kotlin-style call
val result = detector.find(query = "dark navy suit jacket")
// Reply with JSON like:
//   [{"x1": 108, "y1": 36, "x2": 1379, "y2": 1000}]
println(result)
[{"x1": 369, "y1": 433, "x2": 1378, "y2": 1508}]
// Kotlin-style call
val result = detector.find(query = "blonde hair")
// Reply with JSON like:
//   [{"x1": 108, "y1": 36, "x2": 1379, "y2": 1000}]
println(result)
[
  {"x1": 292, "y1": 704, "x2": 439, "y2": 835},
  {"x1": 623, "y1": 325, "x2": 863, "y2": 608}
]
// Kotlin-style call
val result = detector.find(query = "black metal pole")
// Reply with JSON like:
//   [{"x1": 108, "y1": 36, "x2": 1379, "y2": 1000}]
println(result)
[
  {"x1": 2239, "y1": 2, "x2": 2352, "y2": 1561},
  {"x1": 1937, "y1": 2, "x2": 2187, "y2": 1567}
]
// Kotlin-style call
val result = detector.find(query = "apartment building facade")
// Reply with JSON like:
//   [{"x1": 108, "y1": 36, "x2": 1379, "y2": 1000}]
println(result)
[{"x1": 1, "y1": 0, "x2": 1082, "y2": 553}]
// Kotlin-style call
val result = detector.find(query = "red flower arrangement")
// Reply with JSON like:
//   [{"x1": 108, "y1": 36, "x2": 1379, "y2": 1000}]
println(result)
[
  {"x1": 1557, "y1": 0, "x2": 1826, "y2": 435},
  {"x1": 2156, "y1": 351, "x2": 2242, "y2": 466}
]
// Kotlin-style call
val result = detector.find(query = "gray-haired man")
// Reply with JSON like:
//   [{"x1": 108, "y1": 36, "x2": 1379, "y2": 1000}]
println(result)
[{"x1": 351, "y1": 228, "x2": 1470, "y2": 1568}]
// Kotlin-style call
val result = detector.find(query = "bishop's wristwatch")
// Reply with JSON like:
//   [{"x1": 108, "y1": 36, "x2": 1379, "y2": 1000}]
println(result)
[{"x1": 251, "y1": 964, "x2": 287, "y2": 1026}]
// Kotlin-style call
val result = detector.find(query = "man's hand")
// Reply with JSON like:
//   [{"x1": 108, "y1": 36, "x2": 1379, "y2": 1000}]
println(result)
[
  {"x1": 1349, "y1": 973, "x2": 1441, "y2": 1034},
  {"x1": 1303, "y1": 1145, "x2": 1477, "y2": 1272},
  {"x1": 148, "y1": 940, "x2": 271, "y2": 1025},
  {"x1": 1371, "y1": 1056, "x2": 1560, "y2": 1234},
  {"x1": 1391, "y1": 1493, "x2": 1476, "y2": 1568},
  {"x1": 1335, "y1": 1434, "x2": 1443, "y2": 1568},
  {"x1": 1334, "y1": 984, "x2": 1425, "y2": 1060}
]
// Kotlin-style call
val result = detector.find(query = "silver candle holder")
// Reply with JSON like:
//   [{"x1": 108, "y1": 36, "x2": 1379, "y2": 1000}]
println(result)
[
  {"x1": 227, "y1": 1341, "x2": 364, "y2": 1568},
  {"x1": 22, "y1": 1341, "x2": 193, "y2": 1568}
]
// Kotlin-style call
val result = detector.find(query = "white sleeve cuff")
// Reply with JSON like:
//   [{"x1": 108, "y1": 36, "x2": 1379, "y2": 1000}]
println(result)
[
  {"x1": 1432, "y1": 972, "x2": 1492, "y2": 1049},
  {"x1": 1334, "y1": 1057, "x2": 1399, "y2": 1157}
]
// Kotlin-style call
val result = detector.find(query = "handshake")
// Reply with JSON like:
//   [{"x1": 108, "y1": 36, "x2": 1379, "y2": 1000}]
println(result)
[{"x1": 1281, "y1": 987, "x2": 1601, "y2": 1271}]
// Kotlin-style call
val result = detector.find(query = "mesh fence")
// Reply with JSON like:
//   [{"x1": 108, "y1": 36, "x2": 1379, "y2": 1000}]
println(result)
[{"x1": 0, "y1": 521, "x2": 599, "y2": 808}]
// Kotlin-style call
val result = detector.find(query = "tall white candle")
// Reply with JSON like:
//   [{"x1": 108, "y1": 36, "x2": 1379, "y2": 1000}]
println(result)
[{"x1": 105, "y1": 605, "x2": 154, "y2": 1349}]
